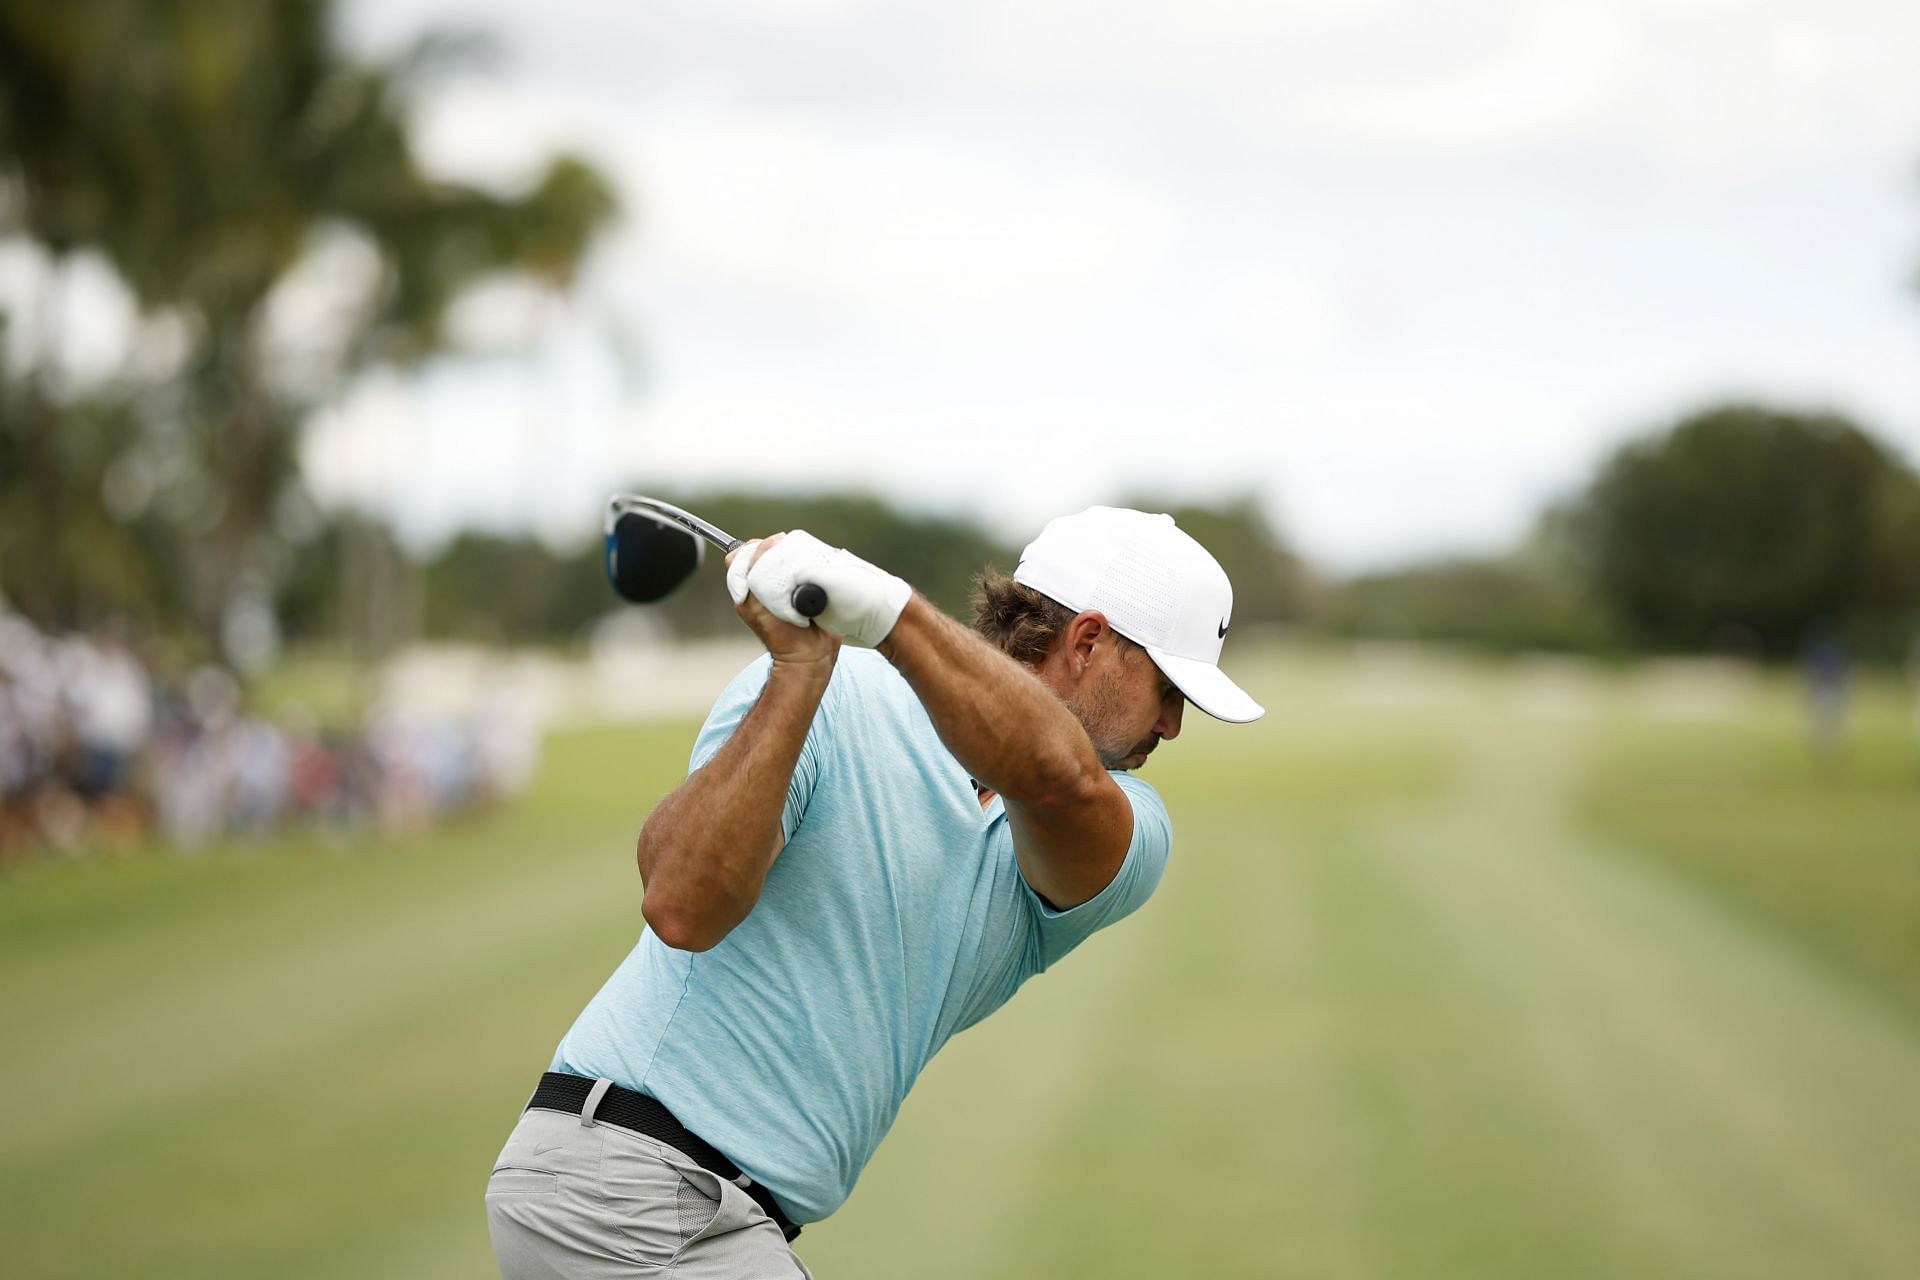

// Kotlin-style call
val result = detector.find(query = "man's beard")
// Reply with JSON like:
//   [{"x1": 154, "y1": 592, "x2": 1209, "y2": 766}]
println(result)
[
  {"x1": 1069, "y1": 675, "x2": 1157, "y2": 771},
  {"x1": 1099, "y1": 735, "x2": 1159, "y2": 771}
]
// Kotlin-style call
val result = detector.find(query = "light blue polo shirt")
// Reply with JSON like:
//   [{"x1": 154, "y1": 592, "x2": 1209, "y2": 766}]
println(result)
[{"x1": 551, "y1": 649, "x2": 1173, "y2": 1224}]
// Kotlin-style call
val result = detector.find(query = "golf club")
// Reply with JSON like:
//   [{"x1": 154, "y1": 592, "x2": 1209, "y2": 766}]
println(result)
[{"x1": 605, "y1": 495, "x2": 828, "y2": 617}]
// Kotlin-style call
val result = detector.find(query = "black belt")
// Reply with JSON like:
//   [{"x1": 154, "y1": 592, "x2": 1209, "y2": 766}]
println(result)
[{"x1": 525, "y1": 1072, "x2": 801, "y2": 1242}]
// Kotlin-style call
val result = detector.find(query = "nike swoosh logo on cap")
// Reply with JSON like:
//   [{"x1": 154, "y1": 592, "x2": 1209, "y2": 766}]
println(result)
[{"x1": 1218, "y1": 619, "x2": 1229, "y2": 638}]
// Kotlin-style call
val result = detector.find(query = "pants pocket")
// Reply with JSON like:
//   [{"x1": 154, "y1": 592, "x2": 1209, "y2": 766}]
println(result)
[
  {"x1": 602, "y1": 1137, "x2": 724, "y2": 1265},
  {"x1": 669, "y1": 1168, "x2": 724, "y2": 1245},
  {"x1": 487, "y1": 1167, "x2": 560, "y2": 1196}
]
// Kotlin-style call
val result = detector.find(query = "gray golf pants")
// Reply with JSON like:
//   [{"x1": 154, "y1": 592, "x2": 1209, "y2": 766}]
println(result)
[{"x1": 486, "y1": 1099, "x2": 814, "y2": 1278}]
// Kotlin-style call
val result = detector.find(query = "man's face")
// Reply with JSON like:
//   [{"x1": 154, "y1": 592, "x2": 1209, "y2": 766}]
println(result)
[{"x1": 1069, "y1": 636, "x2": 1185, "y2": 771}]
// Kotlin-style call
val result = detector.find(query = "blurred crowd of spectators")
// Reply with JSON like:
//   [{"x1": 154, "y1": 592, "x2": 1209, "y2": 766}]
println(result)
[{"x1": 0, "y1": 611, "x2": 540, "y2": 859}]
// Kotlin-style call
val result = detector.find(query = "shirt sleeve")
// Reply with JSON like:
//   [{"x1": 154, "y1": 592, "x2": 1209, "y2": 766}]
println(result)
[
  {"x1": 1025, "y1": 772, "x2": 1173, "y2": 970},
  {"x1": 687, "y1": 655, "x2": 823, "y2": 845}
]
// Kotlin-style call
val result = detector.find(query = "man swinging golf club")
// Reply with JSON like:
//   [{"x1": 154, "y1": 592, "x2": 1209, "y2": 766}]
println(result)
[{"x1": 486, "y1": 506, "x2": 1264, "y2": 1277}]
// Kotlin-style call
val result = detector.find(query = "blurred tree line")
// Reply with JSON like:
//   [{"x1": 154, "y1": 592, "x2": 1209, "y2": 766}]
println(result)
[
  {"x1": 389, "y1": 419, "x2": 1920, "y2": 666},
  {"x1": 1333, "y1": 404, "x2": 1920, "y2": 661}
]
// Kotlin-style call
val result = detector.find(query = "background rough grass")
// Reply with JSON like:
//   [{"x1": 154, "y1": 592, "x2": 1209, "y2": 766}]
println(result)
[{"x1": 3, "y1": 646, "x2": 1918, "y2": 1279}]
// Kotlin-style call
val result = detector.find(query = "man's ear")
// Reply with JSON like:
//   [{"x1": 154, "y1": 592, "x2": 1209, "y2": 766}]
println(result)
[{"x1": 1064, "y1": 611, "x2": 1109, "y2": 678}]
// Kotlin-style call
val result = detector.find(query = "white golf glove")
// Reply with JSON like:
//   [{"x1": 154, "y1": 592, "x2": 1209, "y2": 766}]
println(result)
[{"x1": 727, "y1": 529, "x2": 912, "y2": 648}]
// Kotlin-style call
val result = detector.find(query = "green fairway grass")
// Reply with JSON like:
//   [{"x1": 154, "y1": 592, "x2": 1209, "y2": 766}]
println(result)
[
  {"x1": 1577, "y1": 670, "x2": 1920, "y2": 1018},
  {"x1": 4, "y1": 645, "x2": 1919, "y2": 1278}
]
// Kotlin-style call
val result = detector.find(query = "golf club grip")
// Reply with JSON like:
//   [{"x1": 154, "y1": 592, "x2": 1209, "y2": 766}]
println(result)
[
  {"x1": 792, "y1": 582, "x2": 828, "y2": 618},
  {"x1": 724, "y1": 532, "x2": 825, "y2": 618}
]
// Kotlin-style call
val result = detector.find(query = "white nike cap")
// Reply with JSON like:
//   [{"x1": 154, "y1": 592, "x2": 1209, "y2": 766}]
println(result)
[{"x1": 1014, "y1": 506, "x2": 1265, "y2": 724}]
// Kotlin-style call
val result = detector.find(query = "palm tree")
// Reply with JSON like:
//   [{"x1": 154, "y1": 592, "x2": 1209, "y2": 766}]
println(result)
[{"x1": 0, "y1": 0, "x2": 618, "y2": 656}]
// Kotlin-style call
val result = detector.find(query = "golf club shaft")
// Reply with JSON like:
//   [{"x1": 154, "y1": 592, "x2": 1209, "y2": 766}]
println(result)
[
  {"x1": 607, "y1": 495, "x2": 828, "y2": 618},
  {"x1": 609, "y1": 495, "x2": 742, "y2": 553}
]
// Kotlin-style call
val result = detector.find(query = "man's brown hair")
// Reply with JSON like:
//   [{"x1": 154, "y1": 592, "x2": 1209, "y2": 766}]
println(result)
[{"x1": 970, "y1": 568, "x2": 1077, "y2": 668}]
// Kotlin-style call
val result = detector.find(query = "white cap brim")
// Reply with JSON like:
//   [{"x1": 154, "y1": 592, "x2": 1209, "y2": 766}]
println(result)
[{"x1": 1146, "y1": 646, "x2": 1265, "y2": 723}]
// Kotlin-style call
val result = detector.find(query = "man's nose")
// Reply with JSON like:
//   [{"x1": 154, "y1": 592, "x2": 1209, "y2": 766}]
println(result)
[{"x1": 1158, "y1": 694, "x2": 1184, "y2": 740}]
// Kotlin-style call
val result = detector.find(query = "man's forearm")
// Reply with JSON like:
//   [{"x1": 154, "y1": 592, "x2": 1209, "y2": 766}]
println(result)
[
  {"x1": 636, "y1": 656, "x2": 833, "y2": 950},
  {"x1": 878, "y1": 596, "x2": 1101, "y2": 808}
]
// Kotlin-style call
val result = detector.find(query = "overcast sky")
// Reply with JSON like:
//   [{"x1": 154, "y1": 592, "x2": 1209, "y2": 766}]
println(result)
[{"x1": 312, "y1": 0, "x2": 1920, "y2": 571}]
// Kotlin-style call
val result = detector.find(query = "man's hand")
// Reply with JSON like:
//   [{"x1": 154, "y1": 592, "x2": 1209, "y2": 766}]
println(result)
[
  {"x1": 727, "y1": 535, "x2": 840, "y2": 668},
  {"x1": 730, "y1": 530, "x2": 911, "y2": 648}
]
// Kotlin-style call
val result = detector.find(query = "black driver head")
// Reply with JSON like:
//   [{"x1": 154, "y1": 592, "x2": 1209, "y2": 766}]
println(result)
[{"x1": 606, "y1": 506, "x2": 705, "y2": 603}]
